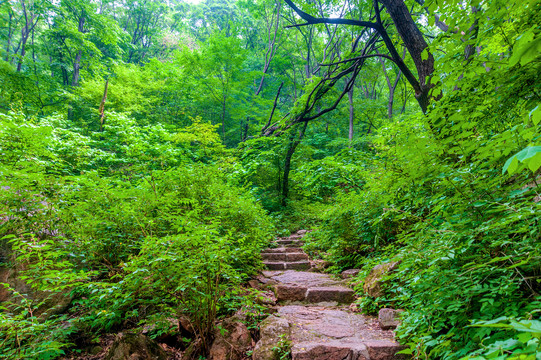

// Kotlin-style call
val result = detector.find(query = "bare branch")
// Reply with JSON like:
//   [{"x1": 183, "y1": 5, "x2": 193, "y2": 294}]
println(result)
[
  {"x1": 283, "y1": 0, "x2": 378, "y2": 30},
  {"x1": 262, "y1": 82, "x2": 284, "y2": 135},
  {"x1": 320, "y1": 53, "x2": 396, "y2": 67}
]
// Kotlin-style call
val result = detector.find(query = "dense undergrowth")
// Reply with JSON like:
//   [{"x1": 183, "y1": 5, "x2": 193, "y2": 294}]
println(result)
[{"x1": 0, "y1": 110, "x2": 274, "y2": 358}]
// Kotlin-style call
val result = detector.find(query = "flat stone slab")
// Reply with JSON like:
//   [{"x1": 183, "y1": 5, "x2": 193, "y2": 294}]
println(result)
[
  {"x1": 263, "y1": 261, "x2": 311, "y2": 271},
  {"x1": 291, "y1": 342, "x2": 368, "y2": 360},
  {"x1": 275, "y1": 239, "x2": 304, "y2": 247},
  {"x1": 305, "y1": 287, "x2": 355, "y2": 303},
  {"x1": 286, "y1": 253, "x2": 309, "y2": 261},
  {"x1": 261, "y1": 252, "x2": 309, "y2": 261},
  {"x1": 263, "y1": 262, "x2": 286, "y2": 270},
  {"x1": 263, "y1": 247, "x2": 303, "y2": 253},
  {"x1": 271, "y1": 306, "x2": 403, "y2": 360},
  {"x1": 286, "y1": 261, "x2": 311, "y2": 270},
  {"x1": 262, "y1": 252, "x2": 286, "y2": 261},
  {"x1": 341, "y1": 268, "x2": 362, "y2": 279},
  {"x1": 261, "y1": 271, "x2": 355, "y2": 303},
  {"x1": 262, "y1": 270, "x2": 346, "y2": 288},
  {"x1": 276, "y1": 285, "x2": 307, "y2": 301}
]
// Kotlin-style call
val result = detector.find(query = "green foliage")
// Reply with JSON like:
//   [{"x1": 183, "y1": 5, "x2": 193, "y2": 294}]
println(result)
[
  {"x1": 0, "y1": 105, "x2": 273, "y2": 357},
  {"x1": 271, "y1": 334, "x2": 292, "y2": 360},
  {"x1": 460, "y1": 314, "x2": 541, "y2": 360},
  {"x1": 1, "y1": 0, "x2": 541, "y2": 359},
  {"x1": 503, "y1": 146, "x2": 541, "y2": 175},
  {"x1": 0, "y1": 289, "x2": 75, "y2": 360}
]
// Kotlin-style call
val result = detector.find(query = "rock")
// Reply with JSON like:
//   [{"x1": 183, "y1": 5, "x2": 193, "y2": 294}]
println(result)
[
  {"x1": 309, "y1": 259, "x2": 330, "y2": 272},
  {"x1": 275, "y1": 285, "x2": 307, "y2": 302},
  {"x1": 341, "y1": 269, "x2": 362, "y2": 279},
  {"x1": 255, "y1": 291, "x2": 276, "y2": 306},
  {"x1": 273, "y1": 306, "x2": 399, "y2": 360},
  {"x1": 104, "y1": 333, "x2": 168, "y2": 360},
  {"x1": 285, "y1": 261, "x2": 311, "y2": 271},
  {"x1": 248, "y1": 279, "x2": 261, "y2": 289},
  {"x1": 142, "y1": 317, "x2": 181, "y2": 343},
  {"x1": 179, "y1": 315, "x2": 194, "y2": 335},
  {"x1": 305, "y1": 287, "x2": 355, "y2": 304},
  {"x1": 252, "y1": 315, "x2": 291, "y2": 360},
  {"x1": 261, "y1": 253, "x2": 286, "y2": 261},
  {"x1": 363, "y1": 262, "x2": 399, "y2": 298},
  {"x1": 209, "y1": 316, "x2": 252, "y2": 360},
  {"x1": 0, "y1": 263, "x2": 72, "y2": 317},
  {"x1": 297, "y1": 230, "x2": 308, "y2": 235},
  {"x1": 364, "y1": 340, "x2": 406, "y2": 360},
  {"x1": 291, "y1": 342, "x2": 368, "y2": 360},
  {"x1": 89, "y1": 346, "x2": 103, "y2": 355},
  {"x1": 378, "y1": 308, "x2": 404, "y2": 330},
  {"x1": 263, "y1": 261, "x2": 286, "y2": 270},
  {"x1": 286, "y1": 253, "x2": 309, "y2": 262}
]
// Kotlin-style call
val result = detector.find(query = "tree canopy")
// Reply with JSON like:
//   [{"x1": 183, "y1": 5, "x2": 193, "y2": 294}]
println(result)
[{"x1": 0, "y1": 0, "x2": 540, "y2": 358}]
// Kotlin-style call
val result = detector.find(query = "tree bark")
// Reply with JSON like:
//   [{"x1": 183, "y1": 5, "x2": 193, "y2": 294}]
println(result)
[
  {"x1": 71, "y1": 15, "x2": 86, "y2": 87},
  {"x1": 378, "y1": 0, "x2": 434, "y2": 111},
  {"x1": 283, "y1": 0, "x2": 435, "y2": 114},
  {"x1": 347, "y1": 79, "x2": 354, "y2": 142},
  {"x1": 99, "y1": 79, "x2": 109, "y2": 132},
  {"x1": 281, "y1": 122, "x2": 308, "y2": 207}
]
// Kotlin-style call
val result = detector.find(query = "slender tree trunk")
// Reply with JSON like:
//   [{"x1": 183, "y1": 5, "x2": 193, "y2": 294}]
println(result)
[
  {"x1": 71, "y1": 16, "x2": 85, "y2": 87},
  {"x1": 99, "y1": 79, "x2": 109, "y2": 132},
  {"x1": 347, "y1": 80, "x2": 354, "y2": 143},
  {"x1": 5, "y1": 11, "x2": 13, "y2": 62},
  {"x1": 255, "y1": 1, "x2": 281, "y2": 96},
  {"x1": 221, "y1": 95, "x2": 226, "y2": 144},
  {"x1": 17, "y1": 28, "x2": 28, "y2": 72},
  {"x1": 281, "y1": 122, "x2": 308, "y2": 207}
]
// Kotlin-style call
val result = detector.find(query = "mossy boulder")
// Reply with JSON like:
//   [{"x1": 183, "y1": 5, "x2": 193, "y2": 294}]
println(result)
[{"x1": 363, "y1": 262, "x2": 400, "y2": 298}]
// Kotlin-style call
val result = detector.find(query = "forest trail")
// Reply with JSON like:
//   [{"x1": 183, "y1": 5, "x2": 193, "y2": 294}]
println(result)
[{"x1": 252, "y1": 231, "x2": 404, "y2": 360}]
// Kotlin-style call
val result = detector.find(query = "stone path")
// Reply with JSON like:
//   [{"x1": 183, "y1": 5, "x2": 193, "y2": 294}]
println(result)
[{"x1": 253, "y1": 231, "x2": 404, "y2": 360}]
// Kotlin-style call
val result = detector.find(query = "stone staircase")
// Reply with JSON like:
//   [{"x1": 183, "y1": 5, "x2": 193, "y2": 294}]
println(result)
[
  {"x1": 253, "y1": 231, "x2": 405, "y2": 360},
  {"x1": 261, "y1": 233, "x2": 310, "y2": 271}
]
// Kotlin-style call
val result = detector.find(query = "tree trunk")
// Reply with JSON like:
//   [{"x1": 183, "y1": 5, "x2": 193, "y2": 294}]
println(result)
[
  {"x1": 5, "y1": 10, "x2": 13, "y2": 62},
  {"x1": 71, "y1": 15, "x2": 86, "y2": 87},
  {"x1": 221, "y1": 95, "x2": 226, "y2": 144},
  {"x1": 347, "y1": 82, "x2": 354, "y2": 143},
  {"x1": 99, "y1": 79, "x2": 109, "y2": 132},
  {"x1": 379, "y1": 0, "x2": 434, "y2": 111},
  {"x1": 281, "y1": 122, "x2": 308, "y2": 207}
]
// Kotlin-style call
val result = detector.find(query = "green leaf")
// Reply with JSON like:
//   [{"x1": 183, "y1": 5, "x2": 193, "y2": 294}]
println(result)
[
  {"x1": 503, "y1": 146, "x2": 541, "y2": 174},
  {"x1": 421, "y1": 48, "x2": 429, "y2": 61},
  {"x1": 527, "y1": 152, "x2": 541, "y2": 172},
  {"x1": 529, "y1": 106, "x2": 541, "y2": 126},
  {"x1": 509, "y1": 27, "x2": 539, "y2": 67},
  {"x1": 503, "y1": 155, "x2": 519, "y2": 175}
]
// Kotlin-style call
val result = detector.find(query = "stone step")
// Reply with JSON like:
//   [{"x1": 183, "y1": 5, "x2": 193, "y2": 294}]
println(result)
[
  {"x1": 286, "y1": 260, "x2": 311, "y2": 270},
  {"x1": 287, "y1": 234, "x2": 303, "y2": 240},
  {"x1": 263, "y1": 261, "x2": 311, "y2": 271},
  {"x1": 305, "y1": 286, "x2": 355, "y2": 303},
  {"x1": 253, "y1": 306, "x2": 405, "y2": 360},
  {"x1": 261, "y1": 252, "x2": 309, "y2": 261},
  {"x1": 263, "y1": 247, "x2": 303, "y2": 254},
  {"x1": 291, "y1": 340, "x2": 405, "y2": 360},
  {"x1": 275, "y1": 239, "x2": 304, "y2": 247},
  {"x1": 275, "y1": 284, "x2": 354, "y2": 303}
]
